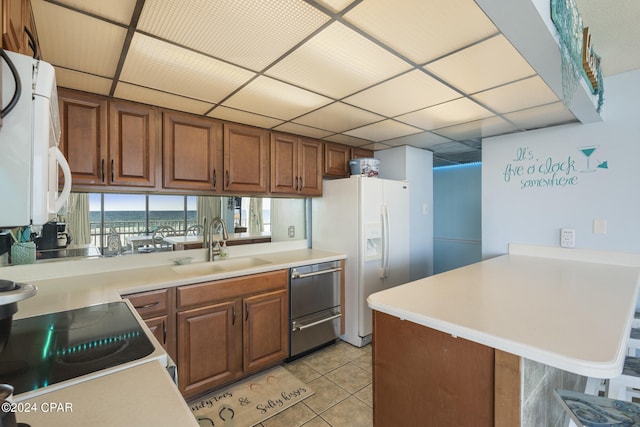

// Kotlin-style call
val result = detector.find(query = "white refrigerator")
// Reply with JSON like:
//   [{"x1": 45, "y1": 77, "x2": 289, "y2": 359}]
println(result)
[{"x1": 312, "y1": 176, "x2": 410, "y2": 347}]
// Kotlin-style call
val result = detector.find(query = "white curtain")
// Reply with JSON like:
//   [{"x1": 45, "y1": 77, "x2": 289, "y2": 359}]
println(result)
[
  {"x1": 66, "y1": 193, "x2": 91, "y2": 246},
  {"x1": 197, "y1": 196, "x2": 222, "y2": 231},
  {"x1": 249, "y1": 198, "x2": 264, "y2": 234}
]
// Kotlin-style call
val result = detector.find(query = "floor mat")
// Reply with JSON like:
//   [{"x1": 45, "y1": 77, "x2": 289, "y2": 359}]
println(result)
[{"x1": 190, "y1": 365, "x2": 314, "y2": 427}]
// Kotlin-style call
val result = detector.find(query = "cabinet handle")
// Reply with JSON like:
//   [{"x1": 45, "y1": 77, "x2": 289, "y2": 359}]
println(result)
[
  {"x1": 295, "y1": 177, "x2": 299, "y2": 192},
  {"x1": 213, "y1": 169, "x2": 217, "y2": 188},
  {"x1": 225, "y1": 170, "x2": 230, "y2": 188},
  {"x1": 162, "y1": 319, "x2": 167, "y2": 344},
  {"x1": 298, "y1": 176, "x2": 303, "y2": 192},
  {"x1": 232, "y1": 305, "x2": 236, "y2": 325},
  {"x1": 101, "y1": 159, "x2": 105, "y2": 182},
  {"x1": 245, "y1": 302, "x2": 249, "y2": 321},
  {"x1": 134, "y1": 301, "x2": 160, "y2": 309},
  {"x1": 111, "y1": 159, "x2": 114, "y2": 182}
]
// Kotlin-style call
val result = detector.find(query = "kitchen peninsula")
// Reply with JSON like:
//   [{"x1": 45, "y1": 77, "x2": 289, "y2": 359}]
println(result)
[{"x1": 367, "y1": 244, "x2": 640, "y2": 426}]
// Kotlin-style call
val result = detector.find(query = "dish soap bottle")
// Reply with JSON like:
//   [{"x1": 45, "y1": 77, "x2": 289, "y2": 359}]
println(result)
[{"x1": 220, "y1": 241, "x2": 229, "y2": 258}]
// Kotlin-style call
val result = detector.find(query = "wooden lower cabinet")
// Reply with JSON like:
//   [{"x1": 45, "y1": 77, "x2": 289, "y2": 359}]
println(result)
[
  {"x1": 177, "y1": 300, "x2": 242, "y2": 397},
  {"x1": 176, "y1": 270, "x2": 289, "y2": 398}
]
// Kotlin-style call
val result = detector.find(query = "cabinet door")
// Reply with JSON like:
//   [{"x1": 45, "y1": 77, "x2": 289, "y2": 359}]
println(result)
[
  {"x1": 243, "y1": 289, "x2": 288, "y2": 374},
  {"x1": 144, "y1": 315, "x2": 169, "y2": 351},
  {"x1": 177, "y1": 300, "x2": 241, "y2": 397},
  {"x1": 351, "y1": 147, "x2": 374, "y2": 159},
  {"x1": 270, "y1": 132, "x2": 297, "y2": 194},
  {"x1": 109, "y1": 100, "x2": 158, "y2": 188},
  {"x1": 298, "y1": 138, "x2": 322, "y2": 196},
  {"x1": 58, "y1": 89, "x2": 108, "y2": 186},
  {"x1": 2, "y1": 0, "x2": 23, "y2": 52},
  {"x1": 163, "y1": 111, "x2": 222, "y2": 191},
  {"x1": 223, "y1": 123, "x2": 269, "y2": 193},
  {"x1": 324, "y1": 142, "x2": 350, "y2": 177}
]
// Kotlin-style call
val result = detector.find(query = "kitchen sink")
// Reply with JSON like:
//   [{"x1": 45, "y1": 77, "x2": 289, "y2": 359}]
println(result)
[{"x1": 171, "y1": 257, "x2": 271, "y2": 276}]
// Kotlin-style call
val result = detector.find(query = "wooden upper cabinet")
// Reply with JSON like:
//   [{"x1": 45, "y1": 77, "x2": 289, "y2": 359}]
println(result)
[
  {"x1": 1, "y1": 0, "x2": 39, "y2": 56},
  {"x1": 162, "y1": 111, "x2": 222, "y2": 191},
  {"x1": 58, "y1": 89, "x2": 109, "y2": 186},
  {"x1": 223, "y1": 123, "x2": 269, "y2": 193},
  {"x1": 270, "y1": 132, "x2": 321, "y2": 196},
  {"x1": 109, "y1": 100, "x2": 158, "y2": 188},
  {"x1": 351, "y1": 147, "x2": 374, "y2": 160},
  {"x1": 324, "y1": 142, "x2": 350, "y2": 177}
]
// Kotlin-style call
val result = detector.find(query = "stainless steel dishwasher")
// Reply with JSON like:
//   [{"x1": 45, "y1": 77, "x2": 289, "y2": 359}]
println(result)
[{"x1": 289, "y1": 260, "x2": 342, "y2": 358}]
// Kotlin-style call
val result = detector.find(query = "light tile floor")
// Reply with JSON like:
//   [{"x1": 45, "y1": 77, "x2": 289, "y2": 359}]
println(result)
[{"x1": 256, "y1": 340, "x2": 373, "y2": 427}]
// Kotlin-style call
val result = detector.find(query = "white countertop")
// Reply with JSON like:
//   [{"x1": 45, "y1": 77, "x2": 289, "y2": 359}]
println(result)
[
  {"x1": 367, "y1": 245, "x2": 640, "y2": 378},
  {"x1": 15, "y1": 360, "x2": 199, "y2": 427}
]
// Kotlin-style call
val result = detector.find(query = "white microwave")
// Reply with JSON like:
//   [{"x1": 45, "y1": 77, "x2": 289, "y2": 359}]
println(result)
[{"x1": 0, "y1": 50, "x2": 71, "y2": 228}]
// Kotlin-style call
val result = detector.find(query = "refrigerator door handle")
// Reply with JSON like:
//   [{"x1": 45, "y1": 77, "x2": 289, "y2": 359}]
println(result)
[{"x1": 382, "y1": 204, "x2": 390, "y2": 278}]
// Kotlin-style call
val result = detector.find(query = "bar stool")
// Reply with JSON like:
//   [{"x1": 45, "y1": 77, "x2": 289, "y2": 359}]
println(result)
[
  {"x1": 607, "y1": 356, "x2": 640, "y2": 401},
  {"x1": 555, "y1": 388, "x2": 640, "y2": 426}
]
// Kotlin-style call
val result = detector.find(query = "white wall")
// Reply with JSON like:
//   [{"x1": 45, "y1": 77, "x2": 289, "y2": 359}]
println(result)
[
  {"x1": 376, "y1": 145, "x2": 434, "y2": 279},
  {"x1": 482, "y1": 70, "x2": 640, "y2": 259}
]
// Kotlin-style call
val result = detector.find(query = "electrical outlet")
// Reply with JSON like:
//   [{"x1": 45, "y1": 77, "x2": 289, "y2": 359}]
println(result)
[
  {"x1": 288, "y1": 226, "x2": 295, "y2": 238},
  {"x1": 560, "y1": 228, "x2": 576, "y2": 248}
]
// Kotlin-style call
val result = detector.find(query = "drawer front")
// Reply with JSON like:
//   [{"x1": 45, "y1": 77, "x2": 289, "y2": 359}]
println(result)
[
  {"x1": 290, "y1": 308, "x2": 341, "y2": 357},
  {"x1": 177, "y1": 269, "x2": 288, "y2": 310},
  {"x1": 124, "y1": 288, "x2": 169, "y2": 318}
]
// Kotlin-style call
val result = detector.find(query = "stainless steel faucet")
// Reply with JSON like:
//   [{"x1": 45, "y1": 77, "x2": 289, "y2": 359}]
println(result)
[{"x1": 207, "y1": 216, "x2": 229, "y2": 261}]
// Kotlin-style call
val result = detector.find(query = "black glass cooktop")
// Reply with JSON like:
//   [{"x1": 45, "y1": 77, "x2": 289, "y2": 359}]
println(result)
[{"x1": 0, "y1": 302, "x2": 154, "y2": 395}]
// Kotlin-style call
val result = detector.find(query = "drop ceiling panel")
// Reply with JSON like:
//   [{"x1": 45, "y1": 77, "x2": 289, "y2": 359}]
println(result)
[
  {"x1": 424, "y1": 35, "x2": 536, "y2": 94},
  {"x1": 345, "y1": 120, "x2": 422, "y2": 142},
  {"x1": 504, "y1": 102, "x2": 577, "y2": 130},
  {"x1": 314, "y1": 0, "x2": 355, "y2": 13},
  {"x1": 223, "y1": 76, "x2": 332, "y2": 120},
  {"x1": 396, "y1": 98, "x2": 494, "y2": 130},
  {"x1": 382, "y1": 131, "x2": 452, "y2": 149},
  {"x1": 114, "y1": 83, "x2": 214, "y2": 115},
  {"x1": 435, "y1": 116, "x2": 517, "y2": 140},
  {"x1": 208, "y1": 107, "x2": 285, "y2": 130},
  {"x1": 50, "y1": 0, "x2": 137, "y2": 25},
  {"x1": 266, "y1": 22, "x2": 412, "y2": 99},
  {"x1": 294, "y1": 102, "x2": 383, "y2": 133},
  {"x1": 32, "y1": 1, "x2": 126, "y2": 76},
  {"x1": 120, "y1": 34, "x2": 255, "y2": 103},
  {"x1": 55, "y1": 68, "x2": 113, "y2": 96},
  {"x1": 273, "y1": 122, "x2": 334, "y2": 139},
  {"x1": 323, "y1": 134, "x2": 374, "y2": 147},
  {"x1": 344, "y1": 0, "x2": 498, "y2": 64},
  {"x1": 138, "y1": 0, "x2": 330, "y2": 71},
  {"x1": 472, "y1": 76, "x2": 560, "y2": 114},
  {"x1": 343, "y1": 70, "x2": 461, "y2": 118}
]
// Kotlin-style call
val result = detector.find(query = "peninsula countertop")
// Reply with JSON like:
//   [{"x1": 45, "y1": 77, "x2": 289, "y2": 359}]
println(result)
[{"x1": 367, "y1": 245, "x2": 640, "y2": 378}]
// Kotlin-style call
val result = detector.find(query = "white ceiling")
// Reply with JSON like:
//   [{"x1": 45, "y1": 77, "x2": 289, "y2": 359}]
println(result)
[{"x1": 30, "y1": 0, "x2": 638, "y2": 166}]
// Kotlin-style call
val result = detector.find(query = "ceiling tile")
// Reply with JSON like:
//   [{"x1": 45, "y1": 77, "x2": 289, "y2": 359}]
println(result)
[
  {"x1": 471, "y1": 76, "x2": 560, "y2": 114},
  {"x1": 266, "y1": 22, "x2": 411, "y2": 99},
  {"x1": 345, "y1": 120, "x2": 422, "y2": 142},
  {"x1": 424, "y1": 35, "x2": 536, "y2": 94},
  {"x1": 396, "y1": 97, "x2": 494, "y2": 130},
  {"x1": 294, "y1": 102, "x2": 383, "y2": 133},
  {"x1": 344, "y1": 0, "x2": 497, "y2": 64},
  {"x1": 120, "y1": 34, "x2": 255, "y2": 103},
  {"x1": 49, "y1": 0, "x2": 137, "y2": 25},
  {"x1": 434, "y1": 116, "x2": 517, "y2": 140},
  {"x1": 382, "y1": 131, "x2": 451, "y2": 149},
  {"x1": 343, "y1": 70, "x2": 461, "y2": 117},
  {"x1": 138, "y1": 0, "x2": 330, "y2": 71},
  {"x1": 55, "y1": 68, "x2": 113, "y2": 96},
  {"x1": 323, "y1": 134, "x2": 373, "y2": 147},
  {"x1": 273, "y1": 122, "x2": 334, "y2": 139},
  {"x1": 503, "y1": 102, "x2": 577, "y2": 130},
  {"x1": 314, "y1": 0, "x2": 355, "y2": 13},
  {"x1": 207, "y1": 107, "x2": 285, "y2": 130},
  {"x1": 114, "y1": 83, "x2": 214, "y2": 115},
  {"x1": 31, "y1": 1, "x2": 126, "y2": 76},
  {"x1": 223, "y1": 76, "x2": 332, "y2": 120}
]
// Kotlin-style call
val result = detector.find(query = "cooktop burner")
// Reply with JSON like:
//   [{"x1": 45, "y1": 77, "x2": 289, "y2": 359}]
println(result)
[{"x1": 0, "y1": 302, "x2": 154, "y2": 396}]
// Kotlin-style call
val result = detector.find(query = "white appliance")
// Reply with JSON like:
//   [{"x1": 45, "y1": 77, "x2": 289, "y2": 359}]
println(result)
[
  {"x1": 0, "y1": 50, "x2": 71, "y2": 227},
  {"x1": 312, "y1": 176, "x2": 410, "y2": 347}
]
